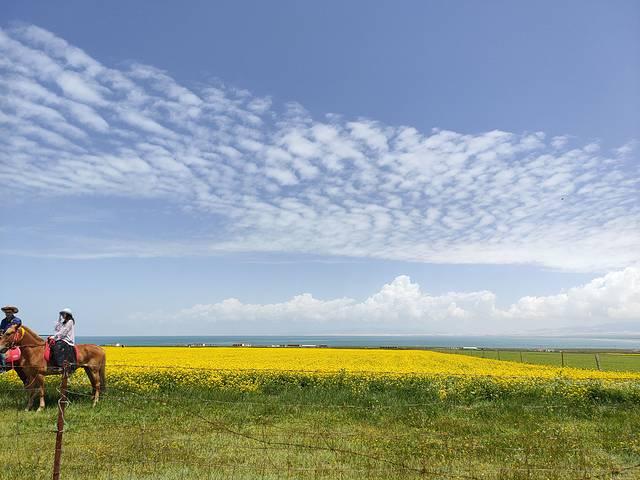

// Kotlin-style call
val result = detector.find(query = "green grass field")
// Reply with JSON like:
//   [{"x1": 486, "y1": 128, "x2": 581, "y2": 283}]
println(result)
[
  {"x1": 438, "y1": 349, "x2": 640, "y2": 372},
  {"x1": 2, "y1": 376, "x2": 640, "y2": 479}
]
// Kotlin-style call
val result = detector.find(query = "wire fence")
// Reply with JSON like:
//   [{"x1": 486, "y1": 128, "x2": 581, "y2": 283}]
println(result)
[
  {"x1": 1, "y1": 363, "x2": 640, "y2": 480},
  {"x1": 442, "y1": 348, "x2": 640, "y2": 373}
]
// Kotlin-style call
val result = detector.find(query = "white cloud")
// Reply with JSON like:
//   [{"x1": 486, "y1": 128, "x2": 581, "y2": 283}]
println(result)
[
  {"x1": 0, "y1": 25, "x2": 639, "y2": 272},
  {"x1": 133, "y1": 267, "x2": 640, "y2": 334},
  {"x1": 506, "y1": 268, "x2": 640, "y2": 322},
  {"x1": 67, "y1": 101, "x2": 109, "y2": 131},
  {"x1": 56, "y1": 71, "x2": 105, "y2": 104}
]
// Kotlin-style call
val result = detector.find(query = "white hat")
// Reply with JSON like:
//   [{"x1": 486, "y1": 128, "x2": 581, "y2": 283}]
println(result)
[{"x1": 59, "y1": 308, "x2": 73, "y2": 316}]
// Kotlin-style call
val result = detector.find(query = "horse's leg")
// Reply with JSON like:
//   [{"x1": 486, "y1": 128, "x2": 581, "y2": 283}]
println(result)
[
  {"x1": 84, "y1": 366, "x2": 100, "y2": 406},
  {"x1": 25, "y1": 379, "x2": 37, "y2": 411},
  {"x1": 16, "y1": 368, "x2": 27, "y2": 386},
  {"x1": 36, "y1": 375, "x2": 46, "y2": 412},
  {"x1": 84, "y1": 366, "x2": 97, "y2": 399}
]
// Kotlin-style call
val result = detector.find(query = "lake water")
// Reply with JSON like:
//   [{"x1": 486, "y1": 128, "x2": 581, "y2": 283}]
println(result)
[{"x1": 76, "y1": 335, "x2": 640, "y2": 350}]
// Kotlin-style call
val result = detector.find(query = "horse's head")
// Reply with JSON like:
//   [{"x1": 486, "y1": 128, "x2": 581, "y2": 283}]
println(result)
[{"x1": 0, "y1": 325, "x2": 23, "y2": 352}]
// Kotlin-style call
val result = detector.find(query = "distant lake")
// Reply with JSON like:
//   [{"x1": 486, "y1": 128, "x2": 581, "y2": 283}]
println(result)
[{"x1": 76, "y1": 335, "x2": 640, "y2": 350}]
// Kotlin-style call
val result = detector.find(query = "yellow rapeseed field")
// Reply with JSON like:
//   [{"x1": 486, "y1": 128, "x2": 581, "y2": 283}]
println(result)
[
  {"x1": 94, "y1": 347, "x2": 640, "y2": 401},
  {"x1": 105, "y1": 346, "x2": 640, "y2": 380},
  {"x1": 2, "y1": 347, "x2": 639, "y2": 401}
]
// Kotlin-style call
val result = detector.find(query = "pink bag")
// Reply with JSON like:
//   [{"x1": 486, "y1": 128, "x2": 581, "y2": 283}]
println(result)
[{"x1": 6, "y1": 347, "x2": 21, "y2": 363}]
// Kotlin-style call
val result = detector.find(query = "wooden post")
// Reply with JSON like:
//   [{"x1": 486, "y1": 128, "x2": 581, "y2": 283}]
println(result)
[
  {"x1": 497, "y1": 350, "x2": 501, "y2": 361},
  {"x1": 52, "y1": 361, "x2": 69, "y2": 480},
  {"x1": 519, "y1": 351, "x2": 523, "y2": 363},
  {"x1": 561, "y1": 351, "x2": 565, "y2": 368},
  {"x1": 595, "y1": 354, "x2": 601, "y2": 371}
]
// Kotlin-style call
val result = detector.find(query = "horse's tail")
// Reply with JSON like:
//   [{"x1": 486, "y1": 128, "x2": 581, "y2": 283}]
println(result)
[{"x1": 99, "y1": 353, "x2": 106, "y2": 392}]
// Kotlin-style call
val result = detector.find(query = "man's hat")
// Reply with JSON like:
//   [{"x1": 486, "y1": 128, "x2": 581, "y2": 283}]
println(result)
[{"x1": 1, "y1": 305, "x2": 19, "y2": 313}]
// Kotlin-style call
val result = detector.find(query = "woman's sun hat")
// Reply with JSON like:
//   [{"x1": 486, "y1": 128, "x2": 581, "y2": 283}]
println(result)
[{"x1": 59, "y1": 308, "x2": 73, "y2": 316}]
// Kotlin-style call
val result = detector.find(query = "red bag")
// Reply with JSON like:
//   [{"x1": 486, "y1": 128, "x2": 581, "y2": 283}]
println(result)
[
  {"x1": 6, "y1": 347, "x2": 21, "y2": 363},
  {"x1": 44, "y1": 341, "x2": 51, "y2": 362}
]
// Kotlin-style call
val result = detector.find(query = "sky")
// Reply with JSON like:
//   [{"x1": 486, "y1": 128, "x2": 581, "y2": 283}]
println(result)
[{"x1": 0, "y1": 1, "x2": 638, "y2": 336}]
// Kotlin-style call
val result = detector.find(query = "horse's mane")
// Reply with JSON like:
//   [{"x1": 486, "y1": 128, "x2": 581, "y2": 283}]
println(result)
[{"x1": 21, "y1": 325, "x2": 45, "y2": 343}]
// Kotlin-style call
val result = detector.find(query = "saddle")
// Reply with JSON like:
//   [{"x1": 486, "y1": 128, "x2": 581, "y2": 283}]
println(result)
[{"x1": 44, "y1": 339, "x2": 79, "y2": 368}]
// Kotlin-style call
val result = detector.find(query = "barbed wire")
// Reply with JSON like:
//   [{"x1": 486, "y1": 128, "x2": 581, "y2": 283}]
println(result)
[
  {"x1": 53, "y1": 385, "x2": 640, "y2": 451},
  {"x1": 3, "y1": 391, "x2": 639, "y2": 479},
  {"x1": 582, "y1": 462, "x2": 640, "y2": 479},
  {"x1": 191, "y1": 412, "x2": 486, "y2": 479},
  {"x1": 1, "y1": 360, "x2": 639, "y2": 480}
]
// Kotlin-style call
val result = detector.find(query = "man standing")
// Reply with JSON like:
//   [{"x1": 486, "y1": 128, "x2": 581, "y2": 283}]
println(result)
[{"x1": 0, "y1": 305, "x2": 22, "y2": 372}]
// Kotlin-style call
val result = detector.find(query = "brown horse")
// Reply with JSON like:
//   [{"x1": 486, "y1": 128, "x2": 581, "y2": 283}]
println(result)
[{"x1": 0, "y1": 325, "x2": 106, "y2": 411}]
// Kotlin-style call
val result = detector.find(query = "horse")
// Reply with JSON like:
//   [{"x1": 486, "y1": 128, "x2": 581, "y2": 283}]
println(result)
[{"x1": 0, "y1": 325, "x2": 106, "y2": 411}]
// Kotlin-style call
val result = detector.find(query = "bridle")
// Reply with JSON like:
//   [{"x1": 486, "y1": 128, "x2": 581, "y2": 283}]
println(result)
[
  {"x1": 2, "y1": 327, "x2": 48, "y2": 375},
  {"x1": 1, "y1": 327, "x2": 24, "y2": 351}
]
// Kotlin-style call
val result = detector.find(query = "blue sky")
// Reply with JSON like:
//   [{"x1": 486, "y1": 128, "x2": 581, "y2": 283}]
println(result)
[{"x1": 0, "y1": 2, "x2": 638, "y2": 335}]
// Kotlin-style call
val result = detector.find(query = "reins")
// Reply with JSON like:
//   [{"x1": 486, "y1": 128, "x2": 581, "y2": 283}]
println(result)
[
  {"x1": 6, "y1": 327, "x2": 25, "y2": 350},
  {"x1": 3, "y1": 327, "x2": 46, "y2": 370},
  {"x1": 8, "y1": 327, "x2": 45, "y2": 348}
]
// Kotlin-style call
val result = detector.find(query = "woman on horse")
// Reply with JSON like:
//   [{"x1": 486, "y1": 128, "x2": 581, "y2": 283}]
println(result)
[{"x1": 49, "y1": 308, "x2": 76, "y2": 371}]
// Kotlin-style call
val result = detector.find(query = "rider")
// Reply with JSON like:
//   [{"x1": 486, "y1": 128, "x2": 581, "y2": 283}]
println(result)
[
  {"x1": 49, "y1": 308, "x2": 76, "y2": 371},
  {"x1": 0, "y1": 305, "x2": 22, "y2": 372}
]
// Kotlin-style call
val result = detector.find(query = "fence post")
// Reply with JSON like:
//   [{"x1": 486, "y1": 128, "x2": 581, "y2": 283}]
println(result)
[
  {"x1": 52, "y1": 361, "x2": 69, "y2": 480},
  {"x1": 595, "y1": 354, "x2": 601, "y2": 371},
  {"x1": 561, "y1": 351, "x2": 565, "y2": 368},
  {"x1": 519, "y1": 351, "x2": 523, "y2": 363},
  {"x1": 497, "y1": 350, "x2": 501, "y2": 361}
]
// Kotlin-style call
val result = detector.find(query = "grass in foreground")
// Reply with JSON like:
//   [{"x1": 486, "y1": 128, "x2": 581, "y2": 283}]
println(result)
[
  {"x1": 2, "y1": 378, "x2": 640, "y2": 480},
  {"x1": 2, "y1": 348, "x2": 639, "y2": 479}
]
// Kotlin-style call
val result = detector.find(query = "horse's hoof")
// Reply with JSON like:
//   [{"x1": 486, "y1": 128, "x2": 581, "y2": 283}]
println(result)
[{"x1": 36, "y1": 407, "x2": 44, "y2": 413}]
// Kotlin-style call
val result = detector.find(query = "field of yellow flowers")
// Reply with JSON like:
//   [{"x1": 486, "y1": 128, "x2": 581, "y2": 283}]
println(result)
[
  {"x1": 105, "y1": 346, "x2": 640, "y2": 379},
  {"x1": 2, "y1": 346, "x2": 638, "y2": 402},
  {"x1": 2, "y1": 347, "x2": 639, "y2": 479},
  {"x1": 93, "y1": 347, "x2": 640, "y2": 402}
]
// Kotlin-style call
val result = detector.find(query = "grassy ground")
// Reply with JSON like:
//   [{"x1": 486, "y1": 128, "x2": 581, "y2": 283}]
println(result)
[
  {"x1": 438, "y1": 349, "x2": 640, "y2": 372},
  {"x1": 2, "y1": 380, "x2": 640, "y2": 480}
]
